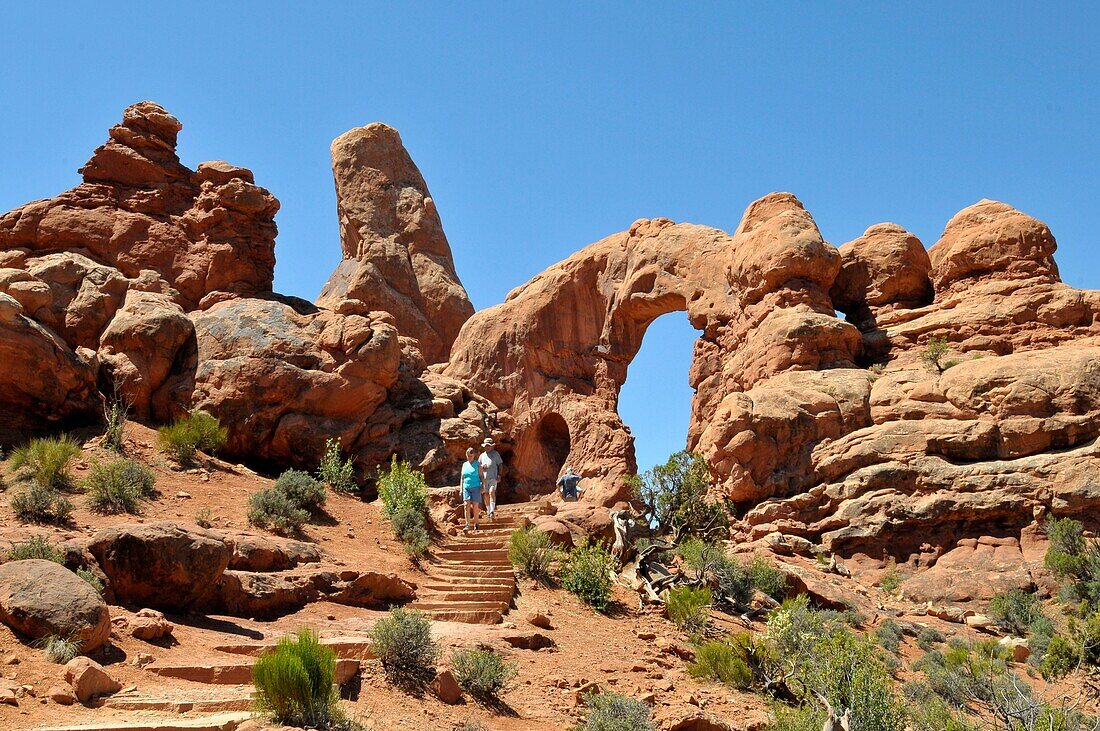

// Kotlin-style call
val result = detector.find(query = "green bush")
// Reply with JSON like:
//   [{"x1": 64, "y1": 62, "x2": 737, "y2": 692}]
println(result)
[
  {"x1": 84, "y1": 459, "x2": 156, "y2": 514},
  {"x1": 102, "y1": 393, "x2": 127, "y2": 453},
  {"x1": 248, "y1": 488, "x2": 310, "y2": 534},
  {"x1": 4, "y1": 535, "x2": 63, "y2": 563},
  {"x1": 369, "y1": 607, "x2": 439, "y2": 685},
  {"x1": 921, "y1": 336, "x2": 958, "y2": 374},
  {"x1": 318, "y1": 438, "x2": 356, "y2": 493},
  {"x1": 9, "y1": 436, "x2": 81, "y2": 489},
  {"x1": 881, "y1": 566, "x2": 903, "y2": 594},
  {"x1": 508, "y1": 526, "x2": 556, "y2": 581},
  {"x1": 561, "y1": 539, "x2": 618, "y2": 612},
  {"x1": 576, "y1": 690, "x2": 655, "y2": 731},
  {"x1": 253, "y1": 629, "x2": 341, "y2": 729},
  {"x1": 667, "y1": 586, "x2": 711, "y2": 635},
  {"x1": 1041, "y1": 634, "x2": 1079, "y2": 680},
  {"x1": 376, "y1": 458, "x2": 430, "y2": 556},
  {"x1": 874, "y1": 620, "x2": 904, "y2": 654},
  {"x1": 11, "y1": 483, "x2": 73, "y2": 524},
  {"x1": 687, "y1": 639, "x2": 753, "y2": 688},
  {"x1": 627, "y1": 451, "x2": 727, "y2": 539},
  {"x1": 748, "y1": 555, "x2": 787, "y2": 602},
  {"x1": 37, "y1": 635, "x2": 80, "y2": 664},
  {"x1": 917, "y1": 626, "x2": 945, "y2": 652},
  {"x1": 274, "y1": 470, "x2": 326, "y2": 512},
  {"x1": 988, "y1": 587, "x2": 1045, "y2": 636},
  {"x1": 157, "y1": 410, "x2": 227, "y2": 463},
  {"x1": 76, "y1": 568, "x2": 104, "y2": 595},
  {"x1": 450, "y1": 646, "x2": 517, "y2": 700},
  {"x1": 1044, "y1": 516, "x2": 1100, "y2": 609},
  {"x1": 674, "y1": 538, "x2": 755, "y2": 607}
]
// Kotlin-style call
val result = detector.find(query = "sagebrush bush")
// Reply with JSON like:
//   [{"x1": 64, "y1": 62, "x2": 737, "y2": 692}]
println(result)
[
  {"x1": 157, "y1": 410, "x2": 227, "y2": 463},
  {"x1": 37, "y1": 635, "x2": 80, "y2": 664},
  {"x1": 561, "y1": 539, "x2": 618, "y2": 612},
  {"x1": 576, "y1": 691, "x2": 655, "y2": 731},
  {"x1": 1044, "y1": 516, "x2": 1100, "y2": 609},
  {"x1": 253, "y1": 629, "x2": 341, "y2": 728},
  {"x1": 84, "y1": 459, "x2": 156, "y2": 514},
  {"x1": 4, "y1": 535, "x2": 63, "y2": 563},
  {"x1": 881, "y1": 566, "x2": 903, "y2": 594},
  {"x1": 875, "y1": 620, "x2": 904, "y2": 654},
  {"x1": 369, "y1": 607, "x2": 439, "y2": 685},
  {"x1": 667, "y1": 586, "x2": 711, "y2": 634},
  {"x1": 318, "y1": 438, "x2": 356, "y2": 493},
  {"x1": 508, "y1": 526, "x2": 556, "y2": 581},
  {"x1": 12, "y1": 483, "x2": 73, "y2": 524},
  {"x1": 9, "y1": 436, "x2": 81, "y2": 489},
  {"x1": 274, "y1": 470, "x2": 326, "y2": 511},
  {"x1": 747, "y1": 554, "x2": 787, "y2": 601},
  {"x1": 988, "y1": 587, "x2": 1046, "y2": 636},
  {"x1": 1041, "y1": 633, "x2": 1079, "y2": 679},
  {"x1": 248, "y1": 488, "x2": 310, "y2": 534},
  {"x1": 102, "y1": 393, "x2": 127, "y2": 453},
  {"x1": 450, "y1": 646, "x2": 517, "y2": 700},
  {"x1": 687, "y1": 640, "x2": 753, "y2": 688},
  {"x1": 376, "y1": 459, "x2": 430, "y2": 556},
  {"x1": 917, "y1": 626, "x2": 945, "y2": 652},
  {"x1": 76, "y1": 567, "x2": 105, "y2": 595}
]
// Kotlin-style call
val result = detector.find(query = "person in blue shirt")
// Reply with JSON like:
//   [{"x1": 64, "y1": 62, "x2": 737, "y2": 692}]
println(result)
[
  {"x1": 556, "y1": 466, "x2": 583, "y2": 502},
  {"x1": 461, "y1": 447, "x2": 483, "y2": 531}
]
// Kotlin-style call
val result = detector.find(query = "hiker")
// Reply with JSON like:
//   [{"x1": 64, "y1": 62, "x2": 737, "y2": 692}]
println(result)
[
  {"x1": 461, "y1": 446, "x2": 482, "y2": 531},
  {"x1": 557, "y1": 465, "x2": 583, "y2": 502},
  {"x1": 478, "y1": 438, "x2": 504, "y2": 519}
]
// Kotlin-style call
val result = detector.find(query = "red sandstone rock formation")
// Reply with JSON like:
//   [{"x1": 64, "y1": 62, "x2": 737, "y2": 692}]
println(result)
[{"x1": 317, "y1": 123, "x2": 474, "y2": 365}]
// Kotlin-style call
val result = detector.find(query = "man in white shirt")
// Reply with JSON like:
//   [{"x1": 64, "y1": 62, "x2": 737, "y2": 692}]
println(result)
[{"x1": 478, "y1": 438, "x2": 504, "y2": 519}]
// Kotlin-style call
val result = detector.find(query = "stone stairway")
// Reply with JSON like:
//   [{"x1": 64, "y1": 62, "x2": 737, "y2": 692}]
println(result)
[{"x1": 409, "y1": 501, "x2": 541, "y2": 624}]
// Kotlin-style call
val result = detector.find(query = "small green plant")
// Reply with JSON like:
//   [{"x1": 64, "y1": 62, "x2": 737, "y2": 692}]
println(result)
[
  {"x1": 1041, "y1": 633, "x2": 1080, "y2": 679},
  {"x1": 248, "y1": 488, "x2": 310, "y2": 534},
  {"x1": 508, "y1": 526, "x2": 556, "y2": 582},
  {"x1": 9, "y1": 436, "x2": 81, "y2": 489},
  {"x1": 195, "y1": 508, "x2": 213, "y2": 528},
  {"x1": 376, "y1": 459, "x2": 430, "y2": 556},
  {"x1": 450, "y1": 646, "x2": 517, "y2": 700},
  {"x1": 11, "y1": 483, "x2": 73, "y2": 524},
  {"x1": 875, "y1": 620, "x2": 904, "y2": 654},
  {"x1": 102, "y1": 391, "x2": 128, "y2": 453},
  {"x1": 575, "y1": 690, "x2": 655, "y2": 731},
  {"x1": 687, "y1": 639, "x2": 753, "y2": 688},
  {"x1": 76, "y1": 568, "x2": 105, "y2": 595},
  {"x1": 881, "y1": 565, "x2": 903, "y2": 594},
  {"x1": 988, "y1": 587, "x2": 1046, "y2": 636},
  {"x1": 917, "y1": 626, "x2": 945, "y2": 652},
  {"x1": 748, "y1": 554, "x2": 788, "y2": 602},
  {"x1": 560, "y1": 539, "x2": 619, "y2": 612},
  {"x1": 369, "y1": 607, "x2": 440, "y2": 686},
  {"x1": 921, "y1": 335, "x2": 959, "y2": 374},
  {"x1": 36, "y1": 635, "x2": 81, "y2": 664},
  {"x1": 627, "y1": 451, "x2": 727, "y2": 539},
  {"x1": 666, "y1": 586, "x2": 712, "y2": 635},
  {"x1": 318, "y1": 438, "x2": 356, "y2": 493},
  {"x1": 4, "y1": 535, "x2": 64, "y2": 563},
  {"x1": 1044, "y1": 516, "x2": 1100, "y2": 610},
  {"x1": 157, "y1": 409, "x2": 227, "y2": 463},
  {"x1": 253, "y1": 629, "x2": 342, "y2": 729},
  {"x1": 84, "y1": 459, "x2": 156, "y2": 514},
  {"x1": 273, "y1": 470, "x2": 326, "y2": 511}
]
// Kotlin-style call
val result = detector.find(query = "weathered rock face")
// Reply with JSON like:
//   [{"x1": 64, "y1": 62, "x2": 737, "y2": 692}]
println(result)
[
  {"x1": 0, "y1": 560, "x2": 111, "y2": 651},
  {"x1": 317, "y1": 123, "x2": 474, "y2": 365}
]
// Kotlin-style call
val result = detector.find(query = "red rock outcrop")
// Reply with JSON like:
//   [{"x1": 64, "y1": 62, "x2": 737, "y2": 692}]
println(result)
[{"x1": 317, "y1": 122, "x2": 474, "y2": 365}]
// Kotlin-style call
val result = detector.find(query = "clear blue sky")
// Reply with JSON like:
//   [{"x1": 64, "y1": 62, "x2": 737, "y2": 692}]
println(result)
[{"x1": 2, "y1": 4, "x2": 1097, "y2": 471}]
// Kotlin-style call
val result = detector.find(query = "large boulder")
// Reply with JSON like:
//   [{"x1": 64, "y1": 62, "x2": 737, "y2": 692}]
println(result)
[
  {"x1": 0, "y1": 560, "x2": 110, "y2": 650},
  {"x1": 87, "y1": 523, "x2": 231, "y2": 610}
]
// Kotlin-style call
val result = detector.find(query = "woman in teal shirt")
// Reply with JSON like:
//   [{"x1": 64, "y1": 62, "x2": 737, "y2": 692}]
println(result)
[{"x1": 461, "y1": 447, "x2": 483, "y2": 531}]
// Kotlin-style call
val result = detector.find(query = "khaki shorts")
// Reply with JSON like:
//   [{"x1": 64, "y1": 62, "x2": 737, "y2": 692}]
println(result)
[{"x1": 483, "y1": 479, "x2": 498, "y2": 492}]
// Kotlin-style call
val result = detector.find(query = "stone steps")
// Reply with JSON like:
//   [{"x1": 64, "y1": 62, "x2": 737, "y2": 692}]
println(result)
[
  {"x1": 104, "y1": 689, "x2": 254, "y2": 713},
  {"x1": 147, "y1": 658, "x2": 360, "y2": 685},
  {"x1": 36, "y1": 712, "x2": 253, "y2": 731},
  {"x1": 212, "y1": 635, "x2": 374, "y2": 659}
]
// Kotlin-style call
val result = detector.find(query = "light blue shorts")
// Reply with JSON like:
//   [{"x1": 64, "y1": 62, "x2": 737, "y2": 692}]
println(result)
[{"x1": 463, "y1": 487, "x2": 481, "y2": 503}]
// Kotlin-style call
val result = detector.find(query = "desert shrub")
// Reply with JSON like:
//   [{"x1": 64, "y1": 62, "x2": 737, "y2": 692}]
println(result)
[
  {"x1": 921, "y1": 336, "x2": 959, "y2": 374},
  {"x1": 687, "y1": 639, "x2": 753, "y2": 688},
  {"x1": 36, "y1": 635, "x2": 80, "y2": 664},
  {"x1": 1041, "y1": 634, "x2": 1080, "y2": 680},
  {"x1": 195, "y1": 508, "x2": 213, "y2": 528},
  {"x1": 666, "y1": 586, "x2": 711, "y2": 635},
  {"x1": 675, "y1": 538, "x2": 754, "y2": 607},
  {"x1": 875, "y1": 620, "x2": 904, "y2": 654},
  {"x1": 450, "y1": 646, "x2": 517, "y2": 700},
  {"x1": 917, "y1": 626, "x2": 945, "y2": 652},
  {"x1": 84, "y1": 459, "x2": 156, "y2": 514},
  {"x1": 748, "y1": 554, "x2": 787, "y2": 602},
  {"x1": 76, "y1": 567, "x2": 105, "y2": 595},
  {"x1": 275, "y1": 470, "x2": 326, "y2": 511},
  {"x1": 881, "y1": 565, "x2": 903, "y2": 594},
  {"x1": 248, "y1": 488, "x2": 310, "y2": 534},
  {"x1": 253, "y1": 629, "x2": 341, "y2": 728},
  {"x1": 317, "y1": 438, "x2": 356, "y2": 493},
  {"x1": 4, "y1": 535, "x2": 63, "y2": 563},
  {"x1": 1044, "y1": 516, "x2": 1100, "y2": 609},
  {"x1": 11, "y1": 483, "x2": 73, "y2": 524},
  {"x1": 509, "y1": 526, "x2": 556, "y2": 581},
  {"x1": 453, "y1": 723, "x2": 488, "y2": 731},
  {"x1": 9, "y1": 436, "x2": 81, "y2": 489},
  {"x1": 627, "y1": 451, "x2": 727, "y2": 539},
  {"x1": 576, "y1": 690, "x2": 655, "y2": 731},
  {"x1": 157, "y1": 410, "x2": 227, "y2": 463},
  {"x1": 561, "y1": 539, "x2": 618, "y2": 612},
  {"x1": 376, "y1": 458, "x2": 430, "y2": 555},
  {"x1": 102, "y1": 392, "x2": 127, "y2": 453},
  {"x1": 1027, "y1": 614, "x2": 1056, "y2": 664},
  {"x1": 369, "y1": 607, "x2": 439, "y2": 685},
  {"x1": 988, "y1": 587, "x2": 1045, "y2": 636}
]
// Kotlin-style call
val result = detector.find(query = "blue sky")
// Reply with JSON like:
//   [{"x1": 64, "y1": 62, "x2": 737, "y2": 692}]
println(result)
[{"x1": 2, "y1": 4, "x2": 1097, "y2": 472}]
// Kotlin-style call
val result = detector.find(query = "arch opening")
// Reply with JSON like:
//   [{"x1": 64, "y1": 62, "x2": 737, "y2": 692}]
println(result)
[
  {"x1": 507, "y1": 411, "x2": 572, "y2": 501},
  {"x1": 618, "y1": 311, "x2": 699, "y2": 475}
]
